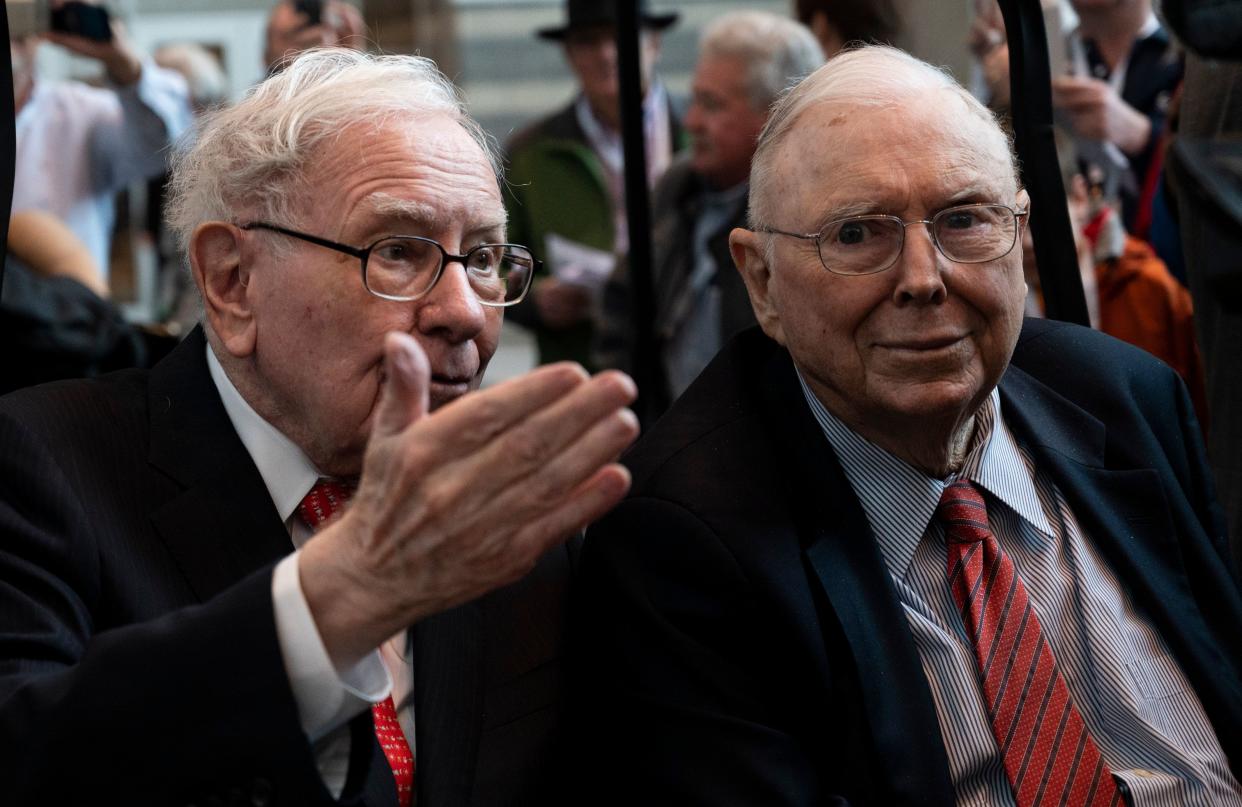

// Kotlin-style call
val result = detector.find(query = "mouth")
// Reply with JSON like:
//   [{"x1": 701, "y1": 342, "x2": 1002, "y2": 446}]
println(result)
[
  {"x1": 428, "y1": 373, "x2": 474, "y2": 408},
  {"x1": 877, "y1": 334, "x2": 967, "y2": 352}
]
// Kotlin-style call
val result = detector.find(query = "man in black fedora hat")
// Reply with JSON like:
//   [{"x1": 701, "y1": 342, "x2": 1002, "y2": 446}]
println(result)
[{"x1": 504, "y1": 0, "x2": 685, "y2": 372}]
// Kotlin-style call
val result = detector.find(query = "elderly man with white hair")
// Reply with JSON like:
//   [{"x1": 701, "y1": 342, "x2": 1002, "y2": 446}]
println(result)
[
  {"x1": 0, "y1": 49, "x2": 638, "y2": 807},
  {"x1": 595, "y1": 10, "x2": 822, "y2": 420},
  {"x1": 576, "y1": 46, "x2": 1242, "y2": 806}
]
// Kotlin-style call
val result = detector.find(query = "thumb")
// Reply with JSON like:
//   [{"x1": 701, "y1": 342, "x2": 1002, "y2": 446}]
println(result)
[{"x1": 372, "y1": 332, "x2": 430, "y2": 439}]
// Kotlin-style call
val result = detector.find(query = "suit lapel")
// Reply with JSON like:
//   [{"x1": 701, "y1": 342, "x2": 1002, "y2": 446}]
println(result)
[
  {"x1": 760, "y1": 351, "x2": 956, "y2": 804},
  {"x1": 146, "y1": 327, "x2": 292, "y2": 601},
  {"x1": 411, "y1": 599, "x2": 484, "y2": 807},
  {"x1": 999, "y1": 365, "x2": 1242, "y2": 751}
]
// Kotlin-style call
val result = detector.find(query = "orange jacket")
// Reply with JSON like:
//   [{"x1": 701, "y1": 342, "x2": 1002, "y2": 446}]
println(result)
[{"x1": 1096, "y1": 235, "x2": 1209, "y2": 427}]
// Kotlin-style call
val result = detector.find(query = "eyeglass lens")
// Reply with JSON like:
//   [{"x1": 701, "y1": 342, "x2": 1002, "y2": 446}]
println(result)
[
  {"x1": 819, "y1": 205, "x2": 1018, "y2": 275},
  {"x1": 365, "y1": 238, "x2": 536, "y2": 304}
]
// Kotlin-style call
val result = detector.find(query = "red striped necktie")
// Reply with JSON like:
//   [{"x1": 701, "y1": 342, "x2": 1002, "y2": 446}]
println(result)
[
  {"x1": 298, "y1": 480, "x2": 415, "y2": 807},
  {"x1": 939, "y1": 480, "x2": 1120, "y2": 807}
]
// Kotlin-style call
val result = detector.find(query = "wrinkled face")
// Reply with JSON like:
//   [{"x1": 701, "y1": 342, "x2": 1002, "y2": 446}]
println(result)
[
  {"x1": 564, "y1": 26, "x2": 661, "y2": 122},
  {"x1": 685, "y1": 53, "x2": 768, "y2": 189},
  {"x1": 243, "y1": 114, "x2": 504, "y2": 475},
  {"x1": 754, "y1": 96, "x2": 1027, "y2": 436}
]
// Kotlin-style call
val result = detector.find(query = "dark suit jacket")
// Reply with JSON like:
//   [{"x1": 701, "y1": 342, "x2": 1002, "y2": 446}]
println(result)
[
  {"x1": 574, "y1": 319, "x2": 1242, "y2": 805},
  {"x1": 0, "y1": 327, "x2": 573, "y2": 807}
]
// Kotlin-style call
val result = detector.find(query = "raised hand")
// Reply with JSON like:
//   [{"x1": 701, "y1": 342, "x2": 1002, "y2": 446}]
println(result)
[{"x1": 300, "y1": 331, "x2": 639, "y2": 668}]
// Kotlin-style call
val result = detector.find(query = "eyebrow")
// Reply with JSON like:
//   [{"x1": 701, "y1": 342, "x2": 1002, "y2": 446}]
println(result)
[{"x1": 357, "y1": 192, "x2": 508, "y2": 239}]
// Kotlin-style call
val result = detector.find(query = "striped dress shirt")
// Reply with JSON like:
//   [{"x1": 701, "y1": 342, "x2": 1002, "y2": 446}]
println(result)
[{"x1": 797, "y1": 378, "x2": 1242, "y2": 807}]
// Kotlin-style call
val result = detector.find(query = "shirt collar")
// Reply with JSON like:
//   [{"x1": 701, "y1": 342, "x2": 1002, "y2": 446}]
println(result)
[
  {"x1": 796, "y1": 378, "x2": 1053, "y2": 577},
  {"x1": 574, "y1": 81, "x2": 667, "y2": 174},
  {"x1": 205, "y1": 343, "x2": 321, "y2": 525}
]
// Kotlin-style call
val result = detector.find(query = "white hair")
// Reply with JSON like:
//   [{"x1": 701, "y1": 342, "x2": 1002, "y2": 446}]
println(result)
[
  {"x1": 166, "y1": 48, "x2": 501, "y2": 252},
  {"x1": 748, "y1": 45, "x2": 1018, "y2": 232},
  {"x1": 698, "y1": 11, "x2": 825, "y2": 112}
]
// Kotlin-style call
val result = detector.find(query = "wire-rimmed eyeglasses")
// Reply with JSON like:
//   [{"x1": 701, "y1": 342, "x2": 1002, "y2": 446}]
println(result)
[
  {"x1": 238, "y1": 222, "x2": 539, "y2": 306},
  {"x1": 756, "y1": 203, "x2": 1028, "y2": 277}
]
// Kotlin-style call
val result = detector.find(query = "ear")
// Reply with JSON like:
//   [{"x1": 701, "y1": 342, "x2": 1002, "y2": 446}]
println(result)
[
  {"x1": 190, "y1": 221, "x2": 257, "y2": 358},
  {"x1": 729, "y1": 227, "x2": 786, "y2": 346}
]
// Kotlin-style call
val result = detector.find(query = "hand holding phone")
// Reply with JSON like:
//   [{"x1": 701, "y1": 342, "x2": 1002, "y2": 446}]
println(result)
[{"x1": 51, "y1": 2, "x2": 113, "y2": 43}]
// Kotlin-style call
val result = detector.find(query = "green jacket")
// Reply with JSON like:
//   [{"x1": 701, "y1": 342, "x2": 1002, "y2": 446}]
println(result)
[{"x1": 503, "y1": 98, "x2": 685, "y2": 369}]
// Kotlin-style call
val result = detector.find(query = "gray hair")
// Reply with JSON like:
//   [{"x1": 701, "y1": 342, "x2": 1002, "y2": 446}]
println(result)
[
  {"x1": 166, "y1": 48, "x2": 501, "y2": 252},
  {"x1": 699, "y1": 11, "x2": 825, "y2": 112},
  {"x1": 748, "y1": 45, "x2": 1017, "y2": 232}
]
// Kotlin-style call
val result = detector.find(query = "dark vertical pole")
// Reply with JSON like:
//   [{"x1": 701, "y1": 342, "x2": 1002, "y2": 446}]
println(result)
[
  {"x1": 996, "y1": 0, "x2": 1089, "y2": 326},
  {"x1": 1, "y1": 0, "x2": 15, "y2": 298},
  {"x1": 616, "y1": 0, "x2": 665, "y2": 418}
]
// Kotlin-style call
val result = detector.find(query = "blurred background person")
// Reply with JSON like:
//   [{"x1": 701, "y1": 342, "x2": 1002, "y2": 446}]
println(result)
[
  {"x1": 11, "y1": 3, "x2": 192, "y2": 285},
  {"x1": 154, "y1": 41, "x2": 228, "y2": 113},
  {"x1": 595, "y1": 10, "x2": 822, "y2": 421},
  {"x1": 1, "y1": 211, "x2": 153, "y2": 395},
  {"x1": 1056, "y1": 0, "x2": 1181, "y2": 235},
  {"x1": 264, "y1": 0, "x2": 365, "y2": 74},
  {"x1": 793, "y1": 0, "x2": 900, "y2": 59},
  {"x1": 504, "y1": 0, "x2": 682, "y2": 371},
  {"x1": 1022, "y1": 129, "x2": 1206, "y2": 424}
]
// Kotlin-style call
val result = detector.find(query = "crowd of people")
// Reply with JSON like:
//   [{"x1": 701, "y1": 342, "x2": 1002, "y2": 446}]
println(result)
[{"x1": 1, "y1": 1, "x2": 1239, "y2": 805}]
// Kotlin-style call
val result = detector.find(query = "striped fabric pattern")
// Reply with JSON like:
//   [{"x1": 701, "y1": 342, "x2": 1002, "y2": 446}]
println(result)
[
  {"x1": 941, "y1": 480, "x2": 1119, "y2": 807},
  {"x1": 795, "y1": 376, "x2": 1242, "y2": 807}
]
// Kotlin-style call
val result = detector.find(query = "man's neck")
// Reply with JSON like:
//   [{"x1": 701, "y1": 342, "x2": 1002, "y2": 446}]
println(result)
[
  {"x1": 868, "y1": 414, "x2": 978, "y2": 479},
  {"x1": 588, "y1": 100, "x2": 621, "y2": 134},
  {"x1": 1078, "y1": 3, "x2": 1152, "y2": 70}
]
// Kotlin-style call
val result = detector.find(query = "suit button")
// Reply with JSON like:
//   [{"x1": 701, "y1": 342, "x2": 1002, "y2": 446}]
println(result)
[{"x1": 250, "y1": 778, "x2": 274, "y2": 807}]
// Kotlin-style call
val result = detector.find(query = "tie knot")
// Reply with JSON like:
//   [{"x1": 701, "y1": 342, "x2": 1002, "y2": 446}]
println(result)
[
  {"x1": 298, "y1": 479, "x2": 356, "y2": 531},
  {"x1": 937, "y1": 480, "x2": 990, "y2": 544}
]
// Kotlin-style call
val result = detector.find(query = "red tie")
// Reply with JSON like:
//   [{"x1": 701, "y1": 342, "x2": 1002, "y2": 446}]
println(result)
[
  {"x1": 939, "y1": 480, "x2": 1120, "y2": 807},
  {"x1": 298, "y1": 480, "x2": 415, "y2": 807}
]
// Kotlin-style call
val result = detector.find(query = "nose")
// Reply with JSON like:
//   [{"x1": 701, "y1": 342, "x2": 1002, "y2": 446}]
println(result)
[
  {"x1": 891, "y1": 222, "x2": 948, "y2": 306},
  {"x1": 414, "y1": 259, "x2": 488, "y2": 343}
]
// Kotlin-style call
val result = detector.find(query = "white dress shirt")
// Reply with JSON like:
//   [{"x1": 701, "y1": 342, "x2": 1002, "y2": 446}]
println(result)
[
  {"x1": 13, "y1": 60, "x2": 192, "y2": 278},
  {"x1": 206, "y1": 345, "x2": 415, "y2": 798}
]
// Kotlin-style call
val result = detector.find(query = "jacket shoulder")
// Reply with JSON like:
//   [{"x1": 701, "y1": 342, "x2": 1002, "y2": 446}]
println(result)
[{"x1": 1013, "y1": 317, "x2": 1181, "y2": 392}]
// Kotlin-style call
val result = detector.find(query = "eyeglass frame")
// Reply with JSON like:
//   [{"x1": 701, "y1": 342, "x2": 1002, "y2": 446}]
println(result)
[
  {"x1": 237, "y1": 221, "x2": 540, "y2": 306},
  {"x1": 755, "y1": 202, "x2": 1029, "y2": 277}
]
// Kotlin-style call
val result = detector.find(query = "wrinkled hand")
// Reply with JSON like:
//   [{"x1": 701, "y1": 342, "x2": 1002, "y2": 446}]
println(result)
[
  {"x1": 300, "y1": 332, "x2": 638, "y2": 668},
  {"x1": 1052, "y1": 75, "x2": 1151, "y2": 155},
  {"x1": 265, "y1": 1, "x2": 366, "y2": 72},
  {"x1": 44, "y1": 3, "x2": 141, "y2": 86},
  {"x1": 534, "y1": 278, "x2": 593, "y2": 330}
]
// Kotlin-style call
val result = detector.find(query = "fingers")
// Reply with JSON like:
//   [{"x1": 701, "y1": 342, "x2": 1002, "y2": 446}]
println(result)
[
  {"x1": 508, "y1": 465, "x2": 633, "y2": 558},
  {"x1": 478, "y1": 402, "x2": 639, "y2": 527},
  {"x1": 407, "y1": 362, "x2": 598, "y2": 455},
  {"x1": 371, "y1": 332, "x2": 430, "y2": 440}
]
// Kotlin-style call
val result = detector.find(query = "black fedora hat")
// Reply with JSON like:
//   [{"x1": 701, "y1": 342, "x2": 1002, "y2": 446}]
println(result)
[{"x1": 537, "y1": 0, "x2": 679, "y2": 41}]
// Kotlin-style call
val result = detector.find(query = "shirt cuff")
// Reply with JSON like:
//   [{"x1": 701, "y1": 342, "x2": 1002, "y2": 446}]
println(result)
[{"x1": 272, "y1": 551, "x2": 391, "y2": 742}]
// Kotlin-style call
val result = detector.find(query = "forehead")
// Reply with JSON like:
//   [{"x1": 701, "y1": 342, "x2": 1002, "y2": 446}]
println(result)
[
  {"x1": 308, "y1": 114, "x2": 504, "y2": 234},
  {"x1": 772, "y1": 93, "x2": 1015, "y2": 220},
  {"x1": 694, "y1": 53, "x2": 749, "y2": 94}
]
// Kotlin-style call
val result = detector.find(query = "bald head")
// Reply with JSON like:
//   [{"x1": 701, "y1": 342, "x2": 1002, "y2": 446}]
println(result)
[{"x1": 748, "y1": 45, "x2": 1017, "y2": 230}]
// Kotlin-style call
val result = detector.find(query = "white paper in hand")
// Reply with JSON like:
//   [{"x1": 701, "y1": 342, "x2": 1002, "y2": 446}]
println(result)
[{"x1": 545, "y1": 233, "x2": 616, "y2": 293}]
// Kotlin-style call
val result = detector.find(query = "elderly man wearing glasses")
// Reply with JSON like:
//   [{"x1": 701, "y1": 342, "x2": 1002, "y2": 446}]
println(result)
[
  {"x1": 575, "y1": 46, "x2": 1242, "y2": 806},
  {"x1": 0, "y1": 49, "x2": 638, "y2": 807}
]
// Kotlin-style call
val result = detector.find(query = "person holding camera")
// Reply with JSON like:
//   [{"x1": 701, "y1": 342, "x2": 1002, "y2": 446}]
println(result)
[
  {"x1": 264, "y1": 0, "x2": 366, "y2": 74},
  {"x1": 11, "y1": 2, "x2": 192, "y2": 283}
]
